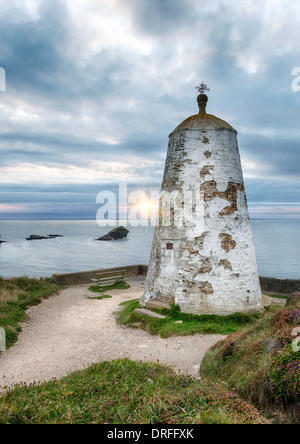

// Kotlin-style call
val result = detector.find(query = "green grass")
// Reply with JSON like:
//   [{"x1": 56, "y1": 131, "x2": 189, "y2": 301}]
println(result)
[
  {"x1": 0, "y1": 276, "x2": 63, "y2": 350},
  {"x1": 96, "y1": 294, "x2": 112, "y2": 300},
  {"x1": 200, "y1": 295, "x2": 300, "y2": 423},
  {"x1": 116, "y1": 299, "x2": 261, "y2": 338},
  {"x1": 0, "y1": 359, "x2": 268, "y2": 424},
  {"x1": 88, "y1": 281, "x2": 130, "y2": 294},
  {"x1": 266, "y1": 294, "x2": 289, "y2": 300}
]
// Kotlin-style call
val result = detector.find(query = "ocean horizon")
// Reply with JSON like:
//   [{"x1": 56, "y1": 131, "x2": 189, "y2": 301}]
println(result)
[{"x1": 0, "y1": 218, "x2": 299, "y2": 280}]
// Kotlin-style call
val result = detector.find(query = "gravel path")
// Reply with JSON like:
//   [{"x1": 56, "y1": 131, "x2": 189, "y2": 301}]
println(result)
[{"x1": 0, "y1": 276, "x2": 225, "y2": 393}]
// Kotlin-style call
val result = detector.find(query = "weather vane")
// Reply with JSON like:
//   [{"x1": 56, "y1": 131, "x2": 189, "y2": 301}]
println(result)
[{"x1": 195, "y1": 82, "x2": 210, "y2": 94}]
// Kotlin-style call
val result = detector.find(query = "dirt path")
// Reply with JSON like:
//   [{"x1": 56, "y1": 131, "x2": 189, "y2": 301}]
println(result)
[{"x1": 0, "y1": 277, "x2": 225, "y2": 393}]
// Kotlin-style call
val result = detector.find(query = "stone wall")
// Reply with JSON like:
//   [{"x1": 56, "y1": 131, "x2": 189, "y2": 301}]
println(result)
[
  {"x1": 52, "y1": 264, "x2": 147, "y2": 286},
  {"x1": 259, "y1": 276, "x2": 300, "y2": 295},
  {"x1": 53, "y1": 264, "x2": 299, "y2": 295}
]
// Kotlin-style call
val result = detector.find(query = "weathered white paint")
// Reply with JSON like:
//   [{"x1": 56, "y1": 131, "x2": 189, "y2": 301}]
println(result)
[{"x1": 140, "y1": 99, "x2": 263, "y2": 315}]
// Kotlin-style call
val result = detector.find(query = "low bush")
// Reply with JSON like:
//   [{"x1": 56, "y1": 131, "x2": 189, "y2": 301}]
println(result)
[
  {"x1": 269, "y1": 344, "x2": 300, "y2": 403},
  {"x1": 0, "y1": 359, "x2": 268, "y2": 424},
  {"x1": 200, "y1": 293, "x2": 300, "y2": 423}
]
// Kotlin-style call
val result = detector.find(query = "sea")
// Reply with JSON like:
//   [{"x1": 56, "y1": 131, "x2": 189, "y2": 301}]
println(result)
[{"x1": 0, "y1": 219, "x2": 299, "y2": 280}]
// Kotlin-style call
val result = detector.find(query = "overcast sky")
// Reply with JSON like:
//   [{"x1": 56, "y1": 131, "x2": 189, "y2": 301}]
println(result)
[{"x1": 0, "y1": 0, "x2": 299, "y2": 220}]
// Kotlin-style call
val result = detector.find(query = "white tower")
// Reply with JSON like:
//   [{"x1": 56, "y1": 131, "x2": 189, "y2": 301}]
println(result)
[{"x1": 140, "y1": 85, "x2": 263, "y2": 315}]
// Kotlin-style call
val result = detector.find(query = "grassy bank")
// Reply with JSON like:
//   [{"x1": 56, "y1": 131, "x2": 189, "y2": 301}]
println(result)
[
  {"x1": 116, "y1": 299, "x2": 261, "y2": 337},
  {"x1": 200, "y1": 293, "x2": 300, "y2": 423},
  {"x1": 0, "y1": 276, "x2": 63, "y2": 350},
  {"x1": 1, "y1": 276, "x2": 297, "y2": 424},
  {"x1": 88, "y1": 281, "x2": 130, "y2": 299},
  {"x1": 88, "y1": 281, "x2": 130, "y2": 294},
  {"x1": 0, "y1": 359, "x2": 268, "y2": 424}
]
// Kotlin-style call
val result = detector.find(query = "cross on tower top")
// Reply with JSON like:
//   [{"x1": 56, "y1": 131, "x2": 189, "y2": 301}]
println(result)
[{"x1": 195, "y1": 82, "x2": 210, "y2": 94}]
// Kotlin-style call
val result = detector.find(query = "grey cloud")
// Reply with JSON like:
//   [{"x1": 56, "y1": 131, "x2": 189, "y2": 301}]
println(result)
[
  {"x1": 0, "y1": 1, "x2": 69, "y2": 93},
  {"x1": 244, "y1": 177, "x2": 300, "y2": 205},
  {"x1": 118, "y1": 0, "x2": 196, "y2": 36},
  {"x1": 0, "y1": 0, "x2": 299, "y2": 219},
  {"x1": 0, "y1": 129, "x2": 166, "y2": 167},
  {"x1": 240, "y1": 133, "x2": 300, "y2": 178}
]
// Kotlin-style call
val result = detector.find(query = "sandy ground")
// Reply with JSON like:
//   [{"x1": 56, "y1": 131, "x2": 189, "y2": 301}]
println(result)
[{"x1": 0, "y1": 276, "x2": 226, "y2": 394}]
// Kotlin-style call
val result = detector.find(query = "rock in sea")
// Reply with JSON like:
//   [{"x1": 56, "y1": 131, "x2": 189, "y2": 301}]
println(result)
[
  {"x1": 26, "y1": 234, "x2": 63, "y2": 241},
  {"x1": 95, "y1": 226, "x2": 129, "y2": 241}
]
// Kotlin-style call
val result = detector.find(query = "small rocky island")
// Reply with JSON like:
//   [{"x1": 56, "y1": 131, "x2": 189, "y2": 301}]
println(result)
[
  {"x1": 26, "y1": 234, "x2": 63, "y2": 241},
  {"x1": 95, "y1": 226, "x2": 129, "y2": 241}
]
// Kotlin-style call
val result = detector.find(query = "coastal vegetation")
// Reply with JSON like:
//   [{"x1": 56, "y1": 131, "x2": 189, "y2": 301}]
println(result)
[
  {"x1": 0, "y1": 276, "x2": 63, "y2": 350},
  {"x1": 200, "y1": 293, "x2": 300, "y2": 423},
  {"x1": 88, "y1": 281, "x2": 130, "y2": 293},
  {"x1": 0, "y1": 276, "x2": 298, "y2": 424},
  {"x1": 116, "y1": 299, "x2": 261, "y2": 337},
  {"x1": 95, "y1": 294, "x2": 112, "y2": 300},
  {"x1": 87, "y1": 281, "x2": 130, "y2": 299},
  {"x1": 0, "y1": 358, "x2": 268, "y2": 424},
  {"x1": 116, "y1": 295, "x2": 300, "y2": 422}
]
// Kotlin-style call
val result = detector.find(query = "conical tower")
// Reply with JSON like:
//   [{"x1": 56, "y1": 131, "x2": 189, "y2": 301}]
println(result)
[{"x1": 140, "y1": 85, "x2": 263, "y2": 315}]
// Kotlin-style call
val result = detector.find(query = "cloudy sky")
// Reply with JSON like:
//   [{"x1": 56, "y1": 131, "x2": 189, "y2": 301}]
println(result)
[{"x1": 0, "y1": 0, "x2": 299, "y2": 220}]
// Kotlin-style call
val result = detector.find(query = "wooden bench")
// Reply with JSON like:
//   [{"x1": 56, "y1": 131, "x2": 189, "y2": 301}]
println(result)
[{"x1": 91, "y1": 269, "x2": 126, "y2": 288}]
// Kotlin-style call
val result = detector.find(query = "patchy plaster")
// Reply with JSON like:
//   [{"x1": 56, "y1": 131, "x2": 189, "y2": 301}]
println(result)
[
  {"x1": 198, "y1": 281, "x2": 214, "y2": 295},
  {"x1": 200, "y1": 180, "x2": 245, "y2": 216},
  {"x1": 141, "y1": 105, "x2": 263, "y2": 315},
  {"x1": 198, "y1": 258, "x2": 213, "y2": 274},
  {"x1": 219, "y1": 233, "x2": 237, "y2": 253},
  {"x1": 200, "y1": 165, "x2": 214, "y2": 178},
  {"x1": 219, "y1": 259, "x2": 233, "y2": 271}
]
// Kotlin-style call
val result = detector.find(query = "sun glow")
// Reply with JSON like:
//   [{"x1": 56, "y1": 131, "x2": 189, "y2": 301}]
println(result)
[
  {"x1": 139, "y1": 195, "x2": 159, "y2": 212},
  {"x1": 127, "y1": 191, "x2": 159, "y2": 225},
  {"x1": 138, "y1": 198, "x2": 151, "y2": 214}
]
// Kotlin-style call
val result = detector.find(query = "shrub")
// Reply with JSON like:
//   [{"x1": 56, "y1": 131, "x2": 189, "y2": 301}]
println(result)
[
  {"x1": 0, "y1": 277, "x2": 63, "y2": 350},
  {"x1": 268, "y1": 344, "x2": 300, "y2": 403},
  {"x1": 271, "y1": 308, "x2": 300, "y2": 346},
  {"x1": 201, "y1": 293, "x2": 300, "y2": 422}
]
